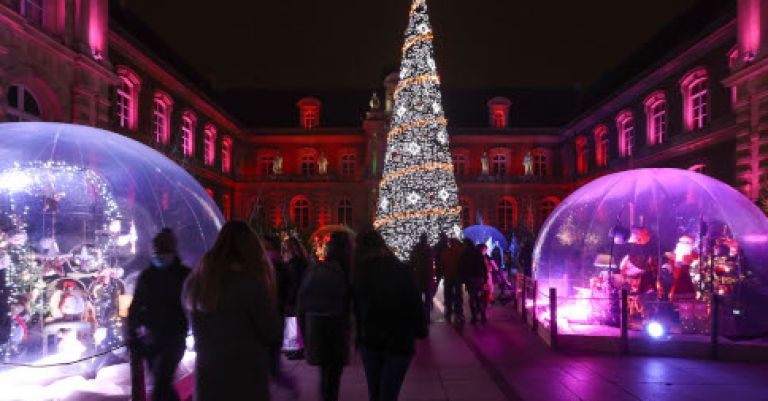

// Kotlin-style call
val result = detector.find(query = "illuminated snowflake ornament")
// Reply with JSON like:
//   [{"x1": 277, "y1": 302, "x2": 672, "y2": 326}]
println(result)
[{"x1": 374, "y1": 0, "x2": 462, "y2": 259}]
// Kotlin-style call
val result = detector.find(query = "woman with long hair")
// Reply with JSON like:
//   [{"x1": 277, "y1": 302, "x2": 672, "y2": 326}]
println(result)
[
  {"x1": 352, "y1": 229, "x2": 427, "y2": 401},
  {"x1": 297, "y1": 231, "x2": 353, "y2": 401},
  {"x1": 283, "y1": 236, "x2": 311, "y2": 360},
  {"x1": 183, "y1": 221, "x2": 282, "y2": 401}
]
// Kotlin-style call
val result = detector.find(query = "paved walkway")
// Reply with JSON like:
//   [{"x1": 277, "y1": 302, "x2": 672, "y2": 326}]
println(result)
[{"x1": 274, "y1": 304, "x2": 768, "y2": 401}]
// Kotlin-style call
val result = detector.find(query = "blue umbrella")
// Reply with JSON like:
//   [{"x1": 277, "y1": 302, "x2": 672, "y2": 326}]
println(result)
[{"x1": 463, "y1": 225, "x2": 508, "y2": 254}]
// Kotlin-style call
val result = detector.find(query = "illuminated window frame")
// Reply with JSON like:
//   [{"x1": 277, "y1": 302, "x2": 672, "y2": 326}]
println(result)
[
  {"x1": 575, "y1": 136, "x2": 588, "y2": 175},
  {"x1": 337, "y1": 198, "x2": 352, "y2": 225},
  {"x1": 644, "y1": 91, "x2": 666, "y2": 146},
  {"x1": 497, "y1": 197, "x2": 518, "y2": 232},
  {"x1": 116, "y1": 67, "x2": 141, "y2": 130},
  {"x1": 203, "y1": 124, "x2": 218, "y2": 166},
  {"x1": 681, "y1": 68, "x2": 709, "y2": 131},
  {"x1": 153, "y1": 91, "x2": 173, "y2": 145},
  {"x1": 181, "y1": 110, "x2": 197, "y2": 158},
  {"x1": 221, "y1": 136, "x2": 233, "y2": 174},
  {"x1": 593, "y1": 125, "x2": 609, "y2": 167},
  {"x1": 341, "y1": 153, "x2": 357, "y2": 177},
  {"x1": 531, "y1": 148, "x2": 549, "y2": 177},
  {"x1": 616, "y1": 111, "x2": 634, "y2": 158},
  {"x1": 291, "y1": 196, "x2": 312, "y2": 229}
]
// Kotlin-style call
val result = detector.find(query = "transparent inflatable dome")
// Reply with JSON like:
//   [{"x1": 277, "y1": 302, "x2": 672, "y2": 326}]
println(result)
[
  {"x1": 0, "y1": 123, "x2": 222, "y2": 397},
  {"x1": 533, "y1": 168, "x2": 768, "y2": 338}
]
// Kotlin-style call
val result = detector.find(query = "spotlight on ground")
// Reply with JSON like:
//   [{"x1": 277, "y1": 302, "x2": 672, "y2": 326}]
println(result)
[{"x1": 646, "y1": 321, "x2": 665, "y2": 339}]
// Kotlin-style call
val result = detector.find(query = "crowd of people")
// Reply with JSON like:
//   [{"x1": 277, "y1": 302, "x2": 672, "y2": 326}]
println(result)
[{"x1": 127, "y1": 223, "x2": 437, "y2": 401}]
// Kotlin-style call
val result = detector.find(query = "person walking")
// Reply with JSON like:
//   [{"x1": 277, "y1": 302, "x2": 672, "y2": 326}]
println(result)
[
  {"x1": 284, "y1": 236, "x2": 310, "y2": 360},
  {"x1": 297, "y1": 232, "x2": 352, "y2": 401},
  {"x1": 353, "y1": 229, "x2": 427, "y2": 401},
  {"x1": 408, "y1": 233, "x2": 435, "y2": 327},
  {"x1": 128, "y1": 228, "x2": 190, "y2": 401},
  {"x1": 440, "y1": 238, "x2": 465, "y2": 324},
  {"x1": 459, "y1": 240, "x2": 488, "y2": 324},
  {"x1": 182, "y1": 221, "x2": 282, "y2": 401}
]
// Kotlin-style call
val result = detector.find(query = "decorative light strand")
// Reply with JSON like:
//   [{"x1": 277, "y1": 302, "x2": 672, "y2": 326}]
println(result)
[
  {"x1": 402, "y1": 34, "x2": 434, "y2": 54},
  {"x1": 373, "y1": 206, "x2": 462, "y2": 229},
  {"x1": 393, "y1": 75, "x2": 441, "y2": 98},
  {"x1": 379, "y1": 162, "x2": 453, "y2": 188},
  {"x1": 388, "y1": 117, "x2": 448, "y2": 141}
]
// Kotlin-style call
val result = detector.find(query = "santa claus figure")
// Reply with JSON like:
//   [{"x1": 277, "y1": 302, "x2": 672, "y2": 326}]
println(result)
[{"x1": 669, "y1": 235, "x2": 698, "y2": 302}]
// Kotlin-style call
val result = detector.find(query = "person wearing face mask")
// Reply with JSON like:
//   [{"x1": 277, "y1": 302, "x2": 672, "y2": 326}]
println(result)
[{"x1": 128, "y1": 228, "x2": 191, "y2": 401}]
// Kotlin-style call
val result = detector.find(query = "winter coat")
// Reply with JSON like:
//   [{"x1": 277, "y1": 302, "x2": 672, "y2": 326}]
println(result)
[
  {"x1": 459, "y1": 246, "x2": 486, "y2": 283},
  {"x1": 353, "y1": 255, "x2": 427, "y2": 356},
  {"x1": 188, "y1": 271, "x2": 282, "y2": 401},
  {"x1": 128, "y1": 257, "x2": 190, "y2": 351},
  {"x1": 285, "y1": 256, "x2": 309, "y2": 316},
  {"x1": 440, "y1": 243, "x2": 463, "y2": 281},
  {"x1": 297, "y1": 261, "x2": 351, "y2": 366},
  {"x1": 409, "y1": 243, "x2": 435, "y2": 293}
]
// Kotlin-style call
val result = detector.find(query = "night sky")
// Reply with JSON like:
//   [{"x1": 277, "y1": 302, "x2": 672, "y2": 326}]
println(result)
[{"x1": 126, "y1": 0, "x2": 698, "y2": 90}]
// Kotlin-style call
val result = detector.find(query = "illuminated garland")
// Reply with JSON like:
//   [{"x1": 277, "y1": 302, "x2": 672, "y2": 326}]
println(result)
[
  {"x1": 387, "y1": 117, "x2": 448, "y2": 141},
  {"x1": 375, "y1": 0, "x2": 462, "y2": 259},
  {"x1": 379, "y1": 162, "x2": 453, "y2": 188},
  {"x1": 374, "y1": 206, "x2": 462, "y2": 229}
]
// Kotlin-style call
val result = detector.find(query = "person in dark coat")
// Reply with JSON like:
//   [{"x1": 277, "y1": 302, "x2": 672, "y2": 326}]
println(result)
[
  {"x1": 284, "y1": 236, "x2": 311, "y2": 360},
  {"x1": 353, "y1": 230, "x2": 427, "y2": 401},
  {"x1": 183, "y1": 221, "x2": 282, "y2": 401},
  {"x1": 297, "y1": 231, "x2": 352, "y2": 401},
  {"x1": 128, "y1": 228, "x2": 190, "y2": 401},
  {"x1": 440, "y1": 238, "x2": 465, "y2": 324},
  {"x1": 459, "y1": 239, "x2": 488, "y2": 324},
  {"x1": 408, "y1": 233, "x2": 435, "y2": 327}
]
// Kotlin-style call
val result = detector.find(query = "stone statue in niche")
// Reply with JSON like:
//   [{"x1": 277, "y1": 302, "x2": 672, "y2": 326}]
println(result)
[
  {"x1": 481, "y1": 152, "x2": 489, "y2": 176},
  {"x1": 318, "y1": 152, "x2": 328, "y2": 175},
  {"x1": 523, "y1": 152, "x2": 533, "y2": 176},
  {"x1": 272, "y1": 153, "x2": 283, "y2": 175},
  {"x1": 369, "y1": 92, "x2": 381, "y2": 111}
]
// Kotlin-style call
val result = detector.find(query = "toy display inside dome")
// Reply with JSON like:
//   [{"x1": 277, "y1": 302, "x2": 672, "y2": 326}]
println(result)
[
  {"x1": 0, "y1": 123, "x2": 222, "y2": 398},
  {"x1": 533, "y1": 168, "x2": 768, "y2": 339}
]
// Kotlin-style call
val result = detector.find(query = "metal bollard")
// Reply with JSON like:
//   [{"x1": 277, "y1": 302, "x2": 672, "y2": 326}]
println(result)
[
  {"x1": 620, "y1": 289, "x2": 629, "y2": 355},
  {"x1": 550, "y1": 287, "x2": 558, "y2": 350},
  {"x1": 710, "y1": 295, "x2": 719, "y2": 360}
]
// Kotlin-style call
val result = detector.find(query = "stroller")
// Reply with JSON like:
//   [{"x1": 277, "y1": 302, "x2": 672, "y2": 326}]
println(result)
[{"x1": 490, "y1": 263, "x2": 514, "y2": 305}]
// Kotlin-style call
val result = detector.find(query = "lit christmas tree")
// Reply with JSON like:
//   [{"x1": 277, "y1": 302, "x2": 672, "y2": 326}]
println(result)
[{"x1": 374, "y1": 0, "x2": 462, "y2": 259}]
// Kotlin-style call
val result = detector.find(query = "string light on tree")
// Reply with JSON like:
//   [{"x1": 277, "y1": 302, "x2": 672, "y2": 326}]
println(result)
[{"x1": 374, "y1": 0, "x2": 462, "y2": 258}]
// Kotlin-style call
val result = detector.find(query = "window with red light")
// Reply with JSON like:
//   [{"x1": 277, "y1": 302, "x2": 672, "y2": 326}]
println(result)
[
  {"x1": 452, "y1": 152, "x2": 467, "y2": 176},
  {"x1": 491, "y1": 154, "x2": 507, "y2": 176},
  {"x1": 459, "y1": 198, "x2": 472, "y2": 227},
  {"x1": 681, "y1": 68, "x2": 709, "y2": 131},
  {"x1": 152, "y1": 92, "x2": 172, "y2": 145},
  {"x1": 337, "y1": 198, "x2": 352, "y2": 225},
  {"x1": 644, "y1": 92, "x2": 666, "y2": 146},
  {"x1": 593, "y1": 125, "x2": 608, "y2": 167},
  {"x1": 497, "y1": 197, "x2": 517, "y2": 232},
  {"x1": 575, "y1": 136, "x2": 588, "y2": 174},
  {"x1": 18, "y1": 0, "x2": 43, "y2": 26},
  {"x1": 540, "y1": 197, "x2": 560, "y2": 224},
  {"x1": 203, "y1": 124, "x2": 217, "y2": 166},
  {"x1": 222, "y1": 194, "x2": 231, "y2": 220},
  {"x1": 301, "y1": 153, "x2": 317, "y2": 176},
  {"x1": 260, "y1": 155, "x2": 275, "y2": 176},
  {"x1": 616, "y1": 112, "x2": 634, "y2": 157},
  {"x1": 493, "y1": 110, "x2": 506, "y2": 129},
  {"x1": 116, "y1": 67, "x2": 141, "y2": 130},
  {"x1": 291, "y1": 197, "x2": 311, "y2": 229},
  {"x1": 221, "y1": 136, "x2": 233, "y2": 174},
  {"x1": 341, "y1": 154, "x2": 356, "y2": 177},
  {"x1": 303, "y1": 110, "x2": 318, "y2": 129},
  {"x1": 531, "y1": 148, "x2": 549, "y2": 177},
  {"x1": 181, "y1": 111, "x2": 196, "y2": 157}
]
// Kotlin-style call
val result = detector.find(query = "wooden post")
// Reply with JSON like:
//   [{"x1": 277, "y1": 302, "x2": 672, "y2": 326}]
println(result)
[
  {"x1": 130, "y1": 349, "x2": 147, "y2": 401},
  {"x1": 710, "y1": 295, "x2": 720, "y2": 360},
  {"x1": 532, "y1": 280, "x2": 539, "y2": 331},
  {"x1": 620, "y1": 289, "x2": 629, "y2": 355},
  {"x1": 550, "y1": 287, "x2": 558, "y2": 350},
  {"x1": 521, "y1": 276, "x2": 528, "y2": 322}
]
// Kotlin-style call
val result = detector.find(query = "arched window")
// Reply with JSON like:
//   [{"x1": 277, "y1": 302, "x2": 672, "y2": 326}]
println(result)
[
  {"x1": 644, "y1": 92, "x2": 666, "y2": 146},
  {"x1": 531, "y1": 148, "x2": 549, "y2": 177},
  {"x1": 491, "y1": 153, "x2": 507, "y2": 176},
  {"x1": 291, "y1": 196, "x2": 312, "y2": 229},
  {"x1": 497, "y1": 197, "x2": 518, "y2": 232},
  {"x1": 337, "y1": 198, "x2": 352, "y2": 225},
  {"x1": 459, "y1": 198, "x2": 472, "y2": 227},
  {"x1": 493, "y1": 110, "x2": 506, "y2": 129},
  {"x1": 18, "y1": 0, "x2": 43, "y2": 26},
  {"x1": 221, "y1": 136, "x2": 233, "y2": 174},
  {"x1": 681, "y1": 68, "x2": 709, "y2": 131},
  {"x1": 616, "y1": 111, "x2": 634, "y2": 157},
  {"x1": 6, "y1": 85, "x2": 41, "y2": 122},
  {"x1": 593, "y1": 125, "x2": 609, "y2": 167},
  {"x1": 575, "y1": 136, "x2": 588, "y2": 174},
  {"x1": 116, "y1": 67, "x2": 141, "y2": 130},
  {"x1": 250, "y1": 197, "x2": 266, "y2": 223},
  {"x1": 341, "y1": 154, "x2": 357, "y2": 177},
  {"x1": 540, "y1": 197, "x2": 560, "y2": 225},
  {"x1": 204, "y1": 124, "x2": 218, "y2": 166},
  {"x1": 300, "y1": 150, "x2": 318, "y2": 176},
  {"x1": 153, "y1": 91, "x2": 173, "y2": 145},
  {"x1": 181, "y1": 111, "x2": 197, "y2": 157},
  {"x1": 298, "y1": 97, "x2": 321, "y2": 129}
]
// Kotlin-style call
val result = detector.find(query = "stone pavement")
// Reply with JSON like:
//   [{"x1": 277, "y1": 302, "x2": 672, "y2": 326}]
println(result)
[{"x1": 273, "y1": 304, "x2": 768, "y2": 401}]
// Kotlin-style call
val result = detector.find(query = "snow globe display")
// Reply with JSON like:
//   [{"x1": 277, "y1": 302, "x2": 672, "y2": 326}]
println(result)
[
  {"x1": 0, "y1": 123, "x2": 223, "y2": 399},
  {"x1": 533, "y1": 168, "x2": 768, "y2": 339}
]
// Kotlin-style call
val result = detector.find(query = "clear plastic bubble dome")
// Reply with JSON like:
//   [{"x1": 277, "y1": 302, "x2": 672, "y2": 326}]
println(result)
[
  {"x1": 533, "y1": 168, "x2": 768, "y2": 338},
  {"x1": 0, "y1": 123, "x2": 222, "y2": 393}
]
